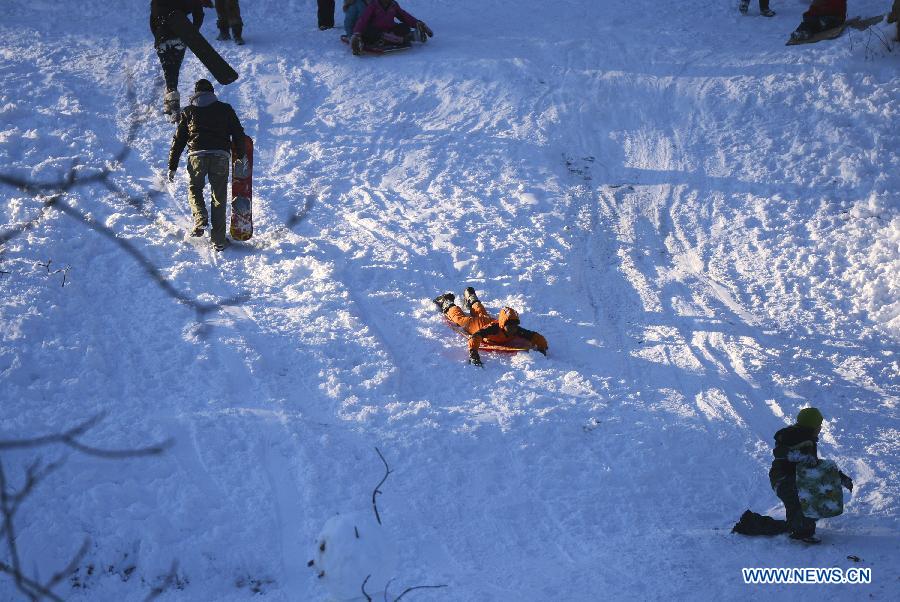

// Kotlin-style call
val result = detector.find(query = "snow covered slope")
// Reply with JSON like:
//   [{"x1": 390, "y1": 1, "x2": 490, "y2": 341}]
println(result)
[{"x1": 1, "y1": 0, "x2": 898, "y2": 599}]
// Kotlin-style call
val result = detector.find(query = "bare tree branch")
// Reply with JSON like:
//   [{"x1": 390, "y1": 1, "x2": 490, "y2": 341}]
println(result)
[
  {"x1": 372, "y1": 447, "x2": 392, "y2": 526},
  {"x1": 394, "y1": 584, "x2": 448, "y2": 601},
  {"x1": 383, "y1": 577, "x2": 397, "y2": 602},
  {"x1": 144, "y1": 561, "x2": 179, "y2": 601},
  {"x1": 361, "y1": 574, "x2": 373, "y2": 602},
  {"x1": 44, "y1": 538, "x2": 90, "y2": 592},
  {"x1": 8, "y1": 457, "x2": 66, "y2": 515},
  {"x1": 0, "y1": 460, "x2": 29, "y2": 598},
  {"x1": 0, "y1": 562, "x2": 63, "y2": 602},
  {"x1": 0, "y1": 413, "x2": 171, "y2": 457},
  {"x1": 0, "y1": 414, "x2": 104, "y2": 450},
  {"x1": 0, "y1": 415, "x2": 173, "y2": 600}
]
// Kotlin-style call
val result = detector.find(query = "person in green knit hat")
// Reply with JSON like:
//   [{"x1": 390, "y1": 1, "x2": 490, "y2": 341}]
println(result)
[{"x1": 769, "y1": 407, "x2": 853, "y2": 540}]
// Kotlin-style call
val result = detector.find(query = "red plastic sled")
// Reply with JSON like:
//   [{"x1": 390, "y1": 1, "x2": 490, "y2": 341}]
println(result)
[{"x1": 340, "y1": 34, "x2": 411, "y2": 54}]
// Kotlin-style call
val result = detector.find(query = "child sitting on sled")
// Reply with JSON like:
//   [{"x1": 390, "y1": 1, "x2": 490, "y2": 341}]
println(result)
[
  {"x1": 433, "y1": 288, "x2": 548, "y2": 366},
  {"x1": 790, "y1": 0, "x2": 847, "y2": 42},
  {"x1": 349, "y1": 0, "x2": 433, "y2": 55}
]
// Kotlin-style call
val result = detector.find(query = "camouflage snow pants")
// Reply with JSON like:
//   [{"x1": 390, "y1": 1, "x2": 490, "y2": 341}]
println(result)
[
  {"x1": 155, "y1": 37, "x2": 186, "y2": 92},
  {"x1": 187, "y1": 154, "x2": 229, "y2": 246},
  {"x1": 773, "y1": 476, "x2": 816, "y2": 538}
]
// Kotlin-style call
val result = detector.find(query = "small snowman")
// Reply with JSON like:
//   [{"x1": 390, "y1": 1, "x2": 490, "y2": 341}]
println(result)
[
  {"x1": 311, "y1": 510, "x2": 398, "y2": 601},
  {"x1": 310, "y1": 449, "x2": 399, "y2": 601}
]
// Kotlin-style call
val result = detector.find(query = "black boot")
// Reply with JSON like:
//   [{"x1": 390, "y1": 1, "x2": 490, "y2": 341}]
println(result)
[
  {"x1": 433, "y1": 293, "x2": 455, "y2": 313},
  {"x1": 463, "y1": 287, "x2": 480, "y2": 312},
  {"x1": 232, "y1": 25, "x2": 244, "y2": 45},
  {"x1": 163, "y1": 89, "x2": 180, "y2": 123},
  {"x1": 216, "y1": 27, "x2": 231, "y2": 41}
]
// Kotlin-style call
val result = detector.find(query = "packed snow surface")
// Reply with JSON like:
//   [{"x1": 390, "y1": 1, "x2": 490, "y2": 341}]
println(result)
[{"x1": 1, "y1": 0, "x2": 898, "y2": 600}]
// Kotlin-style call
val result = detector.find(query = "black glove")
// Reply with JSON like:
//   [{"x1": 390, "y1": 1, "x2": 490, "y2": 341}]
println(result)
[
  {"x1": 840, "y1": 472, "x2": 853, "y2": 491},
  {"x1": 469, "y1": 349, "x2": 483, "y2": 367},
  {"x1": 167, "y1": 169, "x2": 176, "y2": 183}
]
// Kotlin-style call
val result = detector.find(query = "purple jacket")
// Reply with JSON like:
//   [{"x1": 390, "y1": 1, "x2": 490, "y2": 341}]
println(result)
[{"x1": 353, "y1": 0, "x2": 418, "y2": 34}]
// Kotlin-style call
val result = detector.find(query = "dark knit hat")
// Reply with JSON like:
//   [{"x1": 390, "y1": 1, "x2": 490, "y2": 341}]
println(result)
[
  {"x1": 797, "y1": 407, "x2": 824, "y2": 429},
  {"x1": 195, "y1": 79, "x2": 214, "y2": 93}
]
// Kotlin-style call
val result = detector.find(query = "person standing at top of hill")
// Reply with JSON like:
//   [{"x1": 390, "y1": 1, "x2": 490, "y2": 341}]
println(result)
[
  {"x1": 739, "y1": 0, "x2": 776, "y2": 17},
  {"x1": 318, "y1": 0, "x2": 336, "y2": 30},
  {"x1": 789, "y1": 0, "x2": 847, "y2": 42},
  {"x1": 433, "y1": 288, "x2": 548, "y2": 367},
  {"x1": 769, "y1": 407, "x2": 853, "y2": 540},
  {"x1": 215, "y1": 0, "x2": 245, "y2": 44},
  {"x1": 349, "y1": 0, "x2": 433, "y2": 55},
  {"x1": 150, "y1": 0, "x2": 205, "y2": 120},
  {"x1": 167, "y1": 79, "x2": 247, "y2": 252}
]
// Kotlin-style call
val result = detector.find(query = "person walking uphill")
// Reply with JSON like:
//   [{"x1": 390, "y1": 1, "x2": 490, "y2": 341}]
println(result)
[
  {"x1": 433, "y1": 288, "x2": 548, "y2": 367},
  {"x1": 150, "y1": 0, "x2": 205, "y2": 120},
  {"x1": 769, "y1": 407, "x2": 853, "y2": 540},
  {"x1": 168, "y1": 79, "x2": 247, "y2": 252}
]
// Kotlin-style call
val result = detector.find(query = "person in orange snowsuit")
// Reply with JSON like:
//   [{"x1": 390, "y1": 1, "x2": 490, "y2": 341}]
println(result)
[{"x1": 433, "y1": 287, "x2": 548, "y2": 366}]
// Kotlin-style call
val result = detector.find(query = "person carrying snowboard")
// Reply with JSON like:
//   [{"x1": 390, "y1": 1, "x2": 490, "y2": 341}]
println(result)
[
  {"x1": 739, "y1": 0, "x2": 776, "y2": 17},
  {"x1": 150, "y1": 0, "x2": 205, "y2": 120},
  {"x1": 433, "y1": 288, "x2": 548, "y2": 367},
  {"x1": 769, "y1": 407, "x2": 853, "y2": 540},
  {"x1": 168, "y1": 79, "x2": 248, "y2": 252},
  {"x1": 215, "y1": 0, "x2": 245, "y2": 44},
  {"x1": 789, "y1": 0, "x2": 847, "y2": 42},
  {"x1": 349, "y1": 0, "x2": 433, "y2": 55}
]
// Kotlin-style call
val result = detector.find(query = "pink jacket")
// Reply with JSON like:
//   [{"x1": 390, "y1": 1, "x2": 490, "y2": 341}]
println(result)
[
  {"x1": 353, "y1": 0, "x2": 418, "y2": 34},
  {"x1": 804, "y1": 0, "x2": 847, "y2": 20}
]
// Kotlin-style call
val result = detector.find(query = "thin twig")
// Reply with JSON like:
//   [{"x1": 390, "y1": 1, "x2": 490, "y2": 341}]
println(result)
[
  {"x1": 372, "y1": 447, "x2": 392, "y2": 526},
  {"x1": 361, "y1": 574, "x2": 373, "y2": 602},
  {"x1": 144, "y1": 561, "x2": 179, "y2": 601},
  {"x1": 394, "y1": 584, "x2": 449, "y2": 601},
  {"x1": 9, "y1": 457, "x2": 66, "y2": 514},
  {"x1": 384, "y1": 577, "x2": 397, "y2": 602},
  {"x1": 44, "y1": 538, "x2": 90, "y2": 591}
]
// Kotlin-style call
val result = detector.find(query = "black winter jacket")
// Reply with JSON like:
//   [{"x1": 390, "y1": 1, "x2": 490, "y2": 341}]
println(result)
[
  {"x1": 150, "y1": 0, "x2": 204, "y2": 41},
  {"x1": 168, "y1": 95, "x2": 246, "y2": 171},
  {"x1": 768, "y1": 425, "x2": 819, "y2": 487}
]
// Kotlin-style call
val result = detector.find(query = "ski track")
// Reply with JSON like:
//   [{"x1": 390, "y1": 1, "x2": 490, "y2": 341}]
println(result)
[{"x1": 0, "y1": 0, "x2": 898, "y2": 600}]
